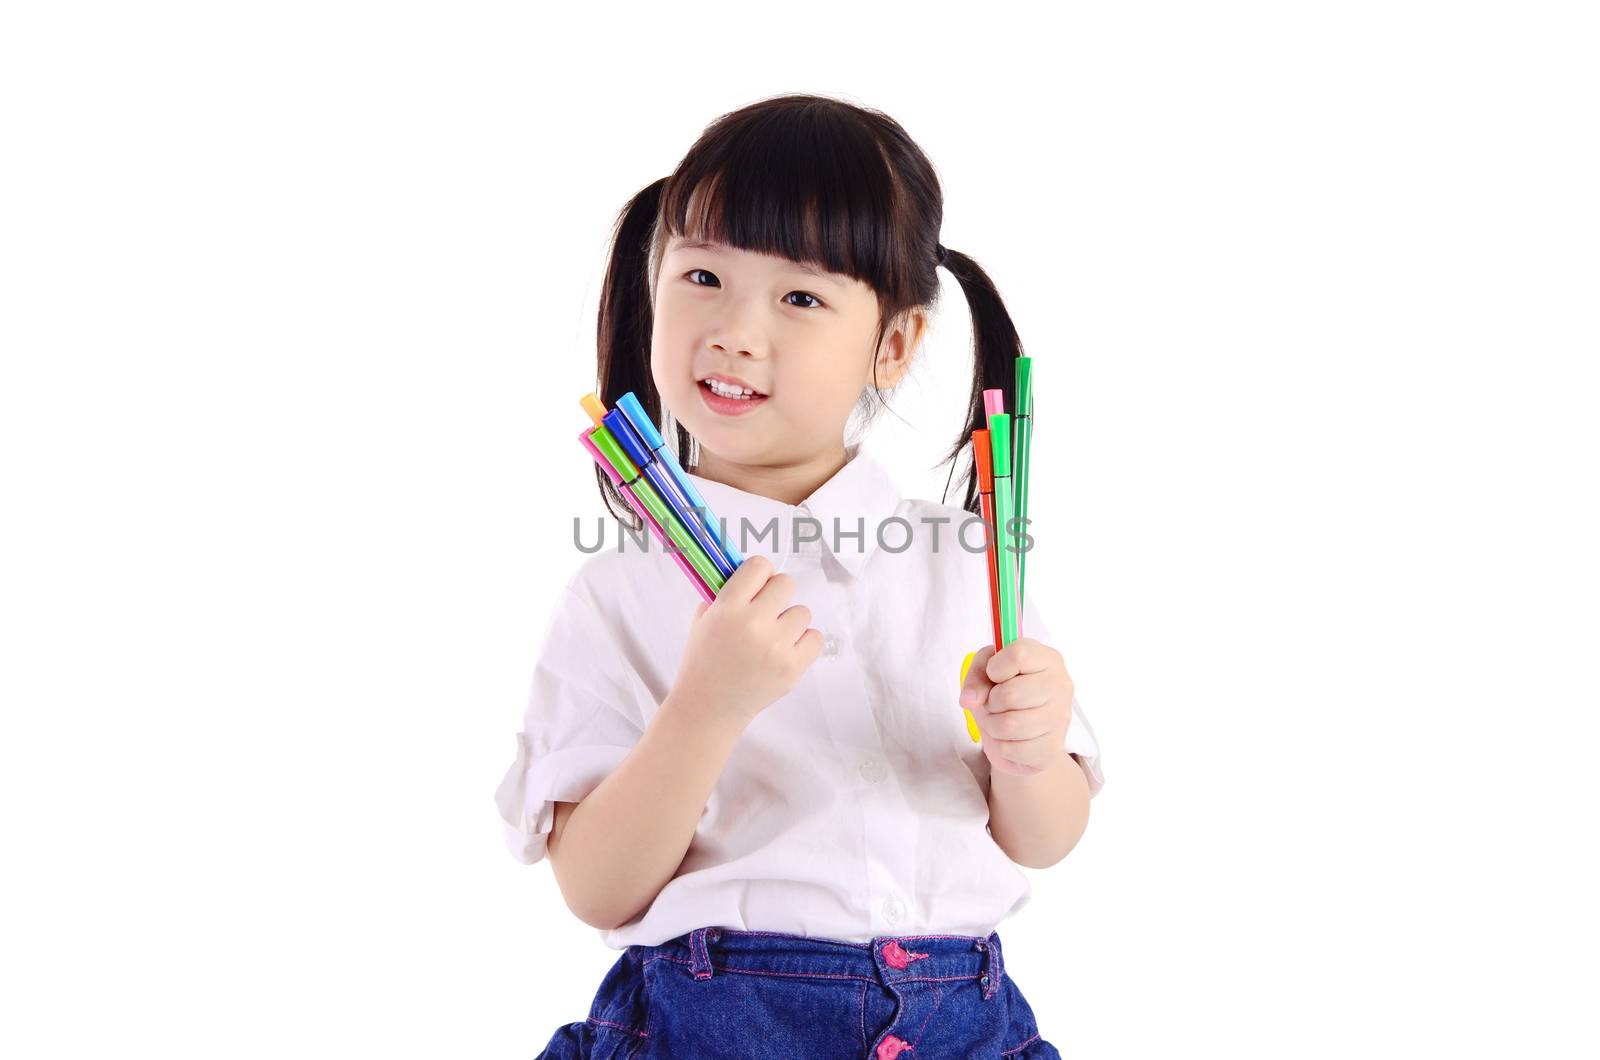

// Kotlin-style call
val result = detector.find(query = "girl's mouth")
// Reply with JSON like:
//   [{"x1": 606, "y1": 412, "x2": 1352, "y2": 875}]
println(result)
[{"x1": 699, "y1": 379, "x2": 770, "y2": 416}]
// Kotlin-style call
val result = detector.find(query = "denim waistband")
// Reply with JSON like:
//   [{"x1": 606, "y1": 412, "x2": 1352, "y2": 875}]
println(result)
[{"x1": 635, "y1": 926, "x2": 1007, "y2": 1002}]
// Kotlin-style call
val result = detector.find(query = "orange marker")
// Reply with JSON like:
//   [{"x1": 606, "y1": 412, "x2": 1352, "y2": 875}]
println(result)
[
  {"x1": 959, "y1": 429, "x2": 1005, "y2": 744},
  {"x1": 580, "y1": 392, "x2": 608, "y2": 429}
]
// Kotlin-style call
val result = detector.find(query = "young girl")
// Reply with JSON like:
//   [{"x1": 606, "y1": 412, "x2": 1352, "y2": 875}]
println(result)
[{"x1": 494, "y1": 93, "x2": 1104, "y2": 1060}]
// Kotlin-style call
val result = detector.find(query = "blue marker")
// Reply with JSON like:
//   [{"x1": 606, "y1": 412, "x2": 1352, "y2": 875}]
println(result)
[
  {"x1": 616, "y1": 392, "x2": 745, "y2": 567},
  {"x1": 602, "y1": 408, "x2": 737, "y2": 579}
]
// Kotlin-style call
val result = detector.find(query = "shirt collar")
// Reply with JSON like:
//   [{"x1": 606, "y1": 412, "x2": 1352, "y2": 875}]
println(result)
[{"x1": 683, "y1": 443, "x2": 903, "y2": 578}]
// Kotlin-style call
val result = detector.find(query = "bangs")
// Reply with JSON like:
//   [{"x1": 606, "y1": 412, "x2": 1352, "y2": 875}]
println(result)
[{"x1": 655, "y1": 106, "x2": 912, "y2": 301}]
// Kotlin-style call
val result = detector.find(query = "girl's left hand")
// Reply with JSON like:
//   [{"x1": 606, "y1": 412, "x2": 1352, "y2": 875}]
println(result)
[{"x1": 958, "y1": 638, "x2": 1074, "y2": 777}]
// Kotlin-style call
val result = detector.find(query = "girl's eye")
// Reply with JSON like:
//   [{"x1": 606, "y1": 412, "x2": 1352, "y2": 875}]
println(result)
[{"x1": 684, "y1": 269, "x2": 824, "y2": 310}]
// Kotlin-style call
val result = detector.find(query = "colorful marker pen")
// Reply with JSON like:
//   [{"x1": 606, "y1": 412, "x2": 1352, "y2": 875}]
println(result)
[
  {"x1": 987, "y1": 409, "x2": 1019, "y2": 646},
  {"x1": 587, "y1": 426, "x2": 727, "y2": 593},
  {"x1": 602, "y1": 407, "x2": 737, "y2": 580},
  {"x1": 959, "y1": 650, "x2": 983, "y2": 745},
  {"x1": 579, "y1": 393, "x2": 608, "y2": 430},
  {"x1": 1013, "y1": 358, "x2": 1033, "y2": 619},
  {"x1": 580, "y1": 429, "x2": 716, "y2": 603},
  {"x1": 616, "y1": 392, "x2": 745, "y2": 569}
]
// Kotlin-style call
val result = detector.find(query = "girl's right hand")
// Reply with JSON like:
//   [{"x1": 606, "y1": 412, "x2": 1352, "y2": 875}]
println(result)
[{"x1": 670, "y1": 554, "x2": 823, "y2": 731}]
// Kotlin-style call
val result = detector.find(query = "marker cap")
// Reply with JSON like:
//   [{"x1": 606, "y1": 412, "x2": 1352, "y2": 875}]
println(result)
[
  {"x1": 973, "y1": 430, "x2": 994, "y2": 492},
  {"x1": 579, "y1": 393, "x2": 608, "y2": 429},
  {"x1": 988, "y1": 413, "x2": 1011, "y2": 476},
  {"x1": 589, "y1": 425, "x2": 639, "y2": 482},
  {"x1": 1015, "y1": 358, "x2": 1032, "y2": 417},
  {"x1": 580, "y1": 428, "x2": 621, "y2": 484},
  {"x1": 603, "y1": 408, "x2": 653, "y2": 469},
  {"x1": 983, "y1": 388, "x2": 1005, "y2": 419},
  {"x1": 617, "y1": 392, "x2": 666, "y2": 451}
]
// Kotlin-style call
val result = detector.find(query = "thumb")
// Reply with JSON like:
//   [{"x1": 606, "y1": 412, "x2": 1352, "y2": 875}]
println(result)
[{"x1": 959, "y1": 646, "x2": 997, "y2": 709}]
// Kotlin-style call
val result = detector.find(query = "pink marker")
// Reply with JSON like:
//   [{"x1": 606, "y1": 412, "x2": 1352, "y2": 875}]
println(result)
[
  {"x1": 983, "y1": 388, "x2": 1006, "y2": 418},
  {"x1": 579, "y1": 428, "x2": 716, "y2": 604}
]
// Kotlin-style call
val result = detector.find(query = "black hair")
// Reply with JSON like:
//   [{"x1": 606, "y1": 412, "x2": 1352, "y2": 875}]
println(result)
[{"x1": 593, "y1": 92, "x2": 1025, "y2": 529}]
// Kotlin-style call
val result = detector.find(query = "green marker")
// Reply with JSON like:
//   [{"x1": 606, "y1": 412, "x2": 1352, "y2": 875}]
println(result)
[
  {"x1": 1013, "y1": 358, "x2": 1033, "y2": 619},
  {"x1": 590, "y1": 426, "x2": 726, "y2": 592},
  {"x1": 988, "y1": 411, "x2": 1019, "y2": 645}
]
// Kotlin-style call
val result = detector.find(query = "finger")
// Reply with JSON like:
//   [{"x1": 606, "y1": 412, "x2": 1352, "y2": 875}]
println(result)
[
  {"x1": 777, "y1": 603, "x2": 812, "y2": 643},
  {"x1": 977, "y1": 704, "x2": 1055, "y2": 742},
  {"x1": 983, "y1": 672, "x2": 1054, "y2": 713},
  {"x1": 750, "y1": 571, "x2": 797, "y2": 616},
  {"x1": 795, "y1": 626, "x2": 825, "y2": 663},
  {"x1": 959, "y1": 646, "x2": 997, "y2": 709},
  {"x1": 719, "y1": 554, "x2": 774, "y2": 605},
  {"x1": 984, "y1": 637, "x2": 1053, "y2": 684}
]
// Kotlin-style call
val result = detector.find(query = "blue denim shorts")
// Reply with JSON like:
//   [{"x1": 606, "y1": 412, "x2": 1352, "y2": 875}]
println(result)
[{"x1": 535, "y1": 925, "x2": 1062, "y2": 1059}]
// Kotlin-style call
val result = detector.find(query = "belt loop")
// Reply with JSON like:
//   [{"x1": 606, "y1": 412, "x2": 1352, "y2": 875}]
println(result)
[
  {"x1": 689, "y1": 926, "x2": 719, "y2": 981},
  {"x1": 977, "y1": 931, "x2": 1003, "y2": 1000}
]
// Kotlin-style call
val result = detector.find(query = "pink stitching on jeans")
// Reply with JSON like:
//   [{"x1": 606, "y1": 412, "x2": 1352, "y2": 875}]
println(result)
[{"x1": 881, "y1": 940, "x2": 931, "y2": 970}]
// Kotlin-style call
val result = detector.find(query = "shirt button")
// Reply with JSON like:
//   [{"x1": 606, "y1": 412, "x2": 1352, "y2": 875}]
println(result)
[
  {"x1": 883, "y1": 897, "x2": 907, "y2": 925},
  {"x1": 822, "y1": 633, "x2": 839, "y2": 657},
  {"x1": 859, "y1": 758, "x2": 886, "y2": 783}
]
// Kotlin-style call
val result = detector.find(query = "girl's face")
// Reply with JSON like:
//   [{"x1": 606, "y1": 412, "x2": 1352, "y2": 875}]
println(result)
[{"x1": 651, "y1": 235, "x2": 924, "y2": 498}]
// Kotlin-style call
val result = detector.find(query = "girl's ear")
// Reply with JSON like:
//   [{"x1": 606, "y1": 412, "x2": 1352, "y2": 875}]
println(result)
[{"x1": 870, "y1": 308, "x2": 928, "y2": 390}]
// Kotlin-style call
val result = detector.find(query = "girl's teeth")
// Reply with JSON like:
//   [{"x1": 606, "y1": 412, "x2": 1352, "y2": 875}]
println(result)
[{"x1": 707, "y1": 380, "x2": 757, "y2": 399}]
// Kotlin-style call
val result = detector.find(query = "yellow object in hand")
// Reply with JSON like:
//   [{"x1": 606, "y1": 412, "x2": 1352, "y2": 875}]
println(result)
[{"x1": 959, "y1": 651, "x2": 982, "y2": 743}]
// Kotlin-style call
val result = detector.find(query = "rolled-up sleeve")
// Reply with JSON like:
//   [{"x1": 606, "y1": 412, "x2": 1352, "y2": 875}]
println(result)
[
  {"x1": 1022, "y1": 591, "x2": 1106, "y2": 798},
  {"x1": 1063, "y1": 695, "x2": 1105, "y2": 798},
  {"x1": 493, "y1": 579, "x2": 650, "y2": 865}
]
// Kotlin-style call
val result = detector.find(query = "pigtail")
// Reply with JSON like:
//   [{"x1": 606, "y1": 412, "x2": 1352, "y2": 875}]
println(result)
[
  {"x1": 593, "y1": 178, "x2": 669, "y2": 532},
  {"x1": 936, "y1": 248, "x2": 1026, "y2": 518}
]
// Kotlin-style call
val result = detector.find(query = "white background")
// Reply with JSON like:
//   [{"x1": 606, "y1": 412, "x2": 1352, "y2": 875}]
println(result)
[{"x1": 3, "y1": 2, "x2": 1595, "y2": 1057}]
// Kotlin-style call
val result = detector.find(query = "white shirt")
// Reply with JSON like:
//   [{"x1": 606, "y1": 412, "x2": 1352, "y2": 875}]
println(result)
[{"x1": 493, "y1": 444, "x2": 1104, "y2": 950}]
